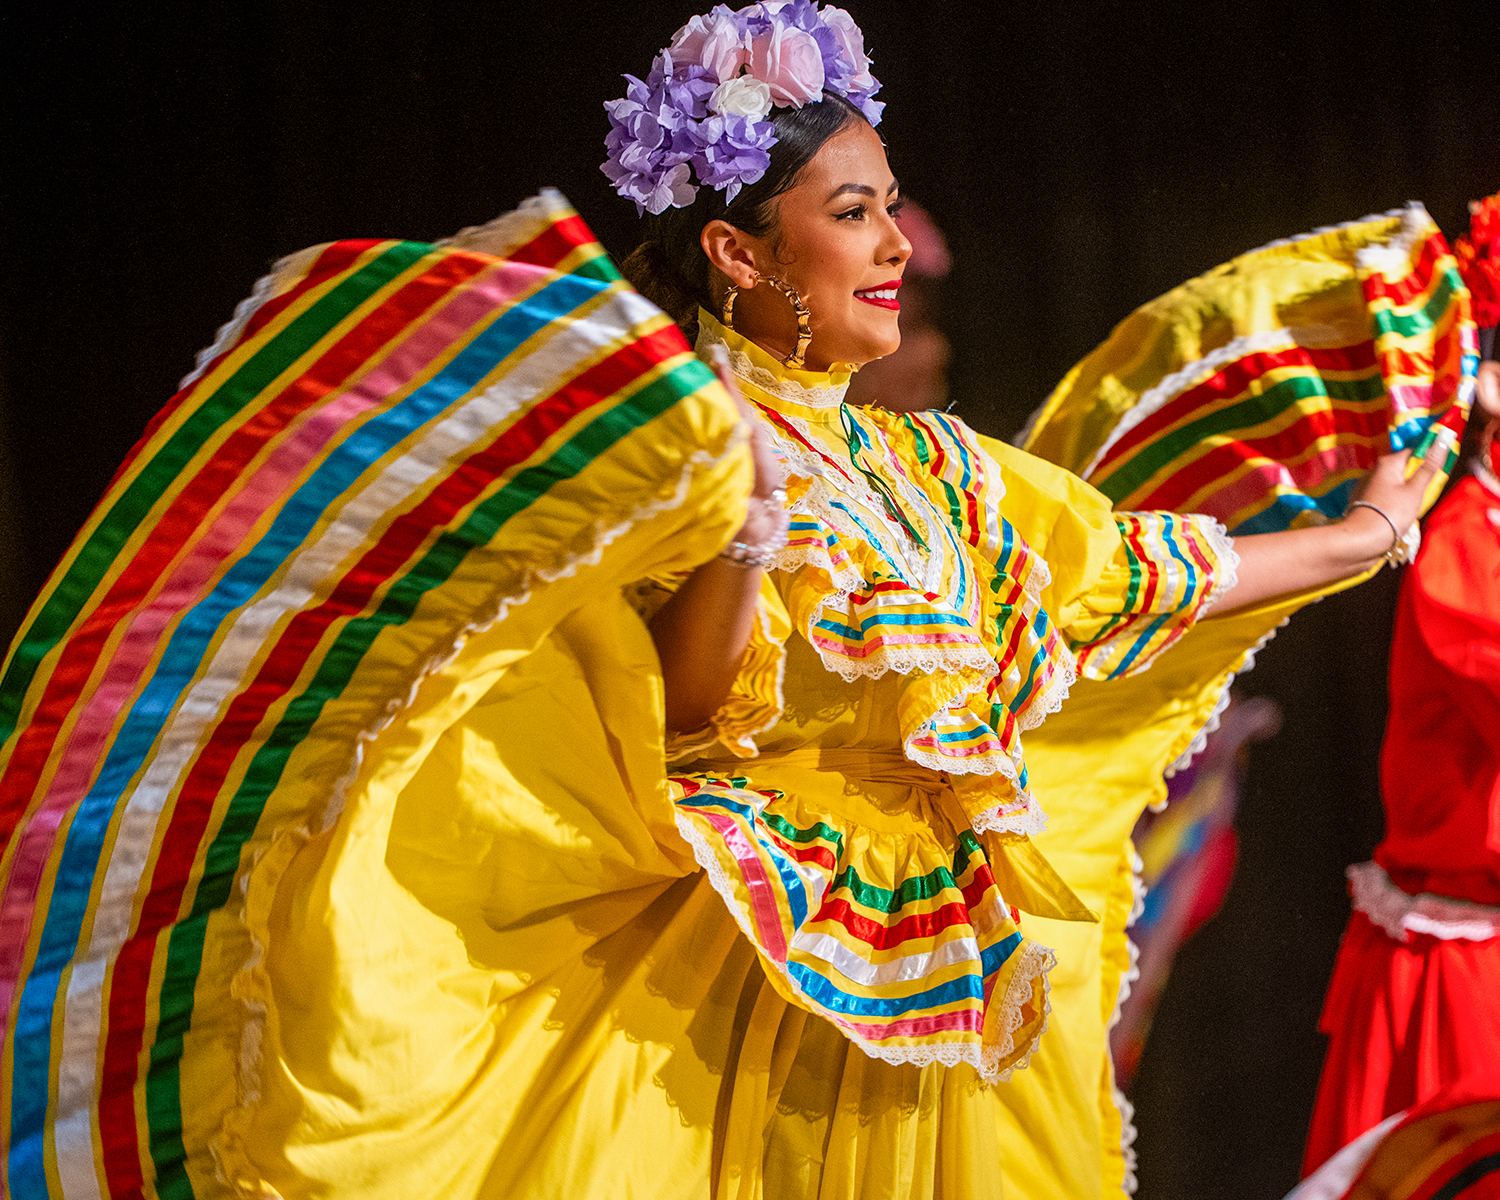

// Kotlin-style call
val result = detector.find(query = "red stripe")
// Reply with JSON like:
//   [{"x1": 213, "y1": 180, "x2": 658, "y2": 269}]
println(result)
[
  {"x1": 1361, "y1": 234, "x2": 1446, "y2": 307},
  {"x1": 96, "y1": 325, "x2": 692, "y2": 1181},
  {"x1": 1123, "y1": 520, "x2": 1162, "y2": 612},
  {"x1": 0, "y1": 250, "x2": 494, "y2": 851},
  {"x1": 106, "y1": 242, "x2": 382, "y2": 495},
  {"x1": 508, "y1": 214, "x2": 601, "y2": 269},
  {"x1": 1121, "y1": 403, "x2": 1389, "y2": 512},
  {"x1": 1096, "y1": 342, "x2": 1380, "y2": 474},
  {"x1": 749, "y1": 401, "x2": 864, "y2": 490}
]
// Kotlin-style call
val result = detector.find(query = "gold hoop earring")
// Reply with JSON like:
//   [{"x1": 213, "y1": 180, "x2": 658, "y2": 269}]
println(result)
[
  {"x1": 720, "y1": 272, "x2": 754, "y2": 331},
  {"x1": 719, "y1": 272, "x2": 813, "y2": 370},
  {"x1": 763, "y1": 275, "x2": 812, "y2": 370}
]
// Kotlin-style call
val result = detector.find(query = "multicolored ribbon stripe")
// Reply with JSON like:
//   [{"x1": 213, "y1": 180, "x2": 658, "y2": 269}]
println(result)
[
  {"x1": 671, "y1": 773, "x2": 1034, "y2": 1074},
  {"x1": 1083, "y1": 212, "x2": 1475, "y2": 533},
  {"x1": 0, "y1": 193, "x2": 723, "y2": 1199}
]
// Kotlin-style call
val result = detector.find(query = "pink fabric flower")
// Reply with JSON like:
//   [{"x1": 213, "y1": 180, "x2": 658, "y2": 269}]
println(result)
[
  {"x1": 748, "y1": 22, "x2": 824, "y2": 107},
  {"x1": 670, "y1": 9, "x2": 749, "y2": 83},
  {"x1": 820, "y1": 6, "x2": 876, "y2": 93}
]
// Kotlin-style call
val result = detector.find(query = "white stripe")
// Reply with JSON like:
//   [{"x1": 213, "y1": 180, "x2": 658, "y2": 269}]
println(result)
[
  {"x1": 789, "y1": 891, "x2": 1010, "y2": 988},
  {"x1": 52, "y1": 286, "x2": 660, "y2": 1192}
]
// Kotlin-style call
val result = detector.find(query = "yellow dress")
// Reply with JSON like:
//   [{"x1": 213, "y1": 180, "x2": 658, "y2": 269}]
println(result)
[
  {"x1": 193, "y1": 309, "x2": 1234, "y2": 1199},
  {"x1": 0, "y1": 195, "x2": 1465, "y2": 1200}
]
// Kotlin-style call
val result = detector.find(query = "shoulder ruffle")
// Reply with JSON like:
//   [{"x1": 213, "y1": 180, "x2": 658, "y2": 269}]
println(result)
[{"x1": 749, "y1": 403, "x2": 1077, "y2": 833}]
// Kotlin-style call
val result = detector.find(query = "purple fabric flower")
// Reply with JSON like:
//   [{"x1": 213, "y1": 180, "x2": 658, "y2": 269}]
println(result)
[{"x1": 601, "y1": 1, "x2": 883, "y2": 213}]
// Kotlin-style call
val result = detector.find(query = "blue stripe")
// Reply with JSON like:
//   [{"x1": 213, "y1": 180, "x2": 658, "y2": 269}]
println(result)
[
  {"x1": 7, "y1": 269, "x2": 610, "y2": 1188},
  {"x1": 784, "y1": 930, "x2": 1023, "y2": 1018},
  {"x1": 675, "y1": 793, "x2": 810, "y2": 927}
]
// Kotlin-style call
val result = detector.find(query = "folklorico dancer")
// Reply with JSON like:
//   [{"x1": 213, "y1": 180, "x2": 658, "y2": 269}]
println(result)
[
  {"x1": 1302, "y1": 191, "x2": 1500, "y2": 1178},
  {"x1": 0, "y1": 5, "x2": 1473, "y2": 1199}
]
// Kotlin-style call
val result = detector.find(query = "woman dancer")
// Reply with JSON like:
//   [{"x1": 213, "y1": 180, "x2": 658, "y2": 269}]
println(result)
[
  {"x1": 0, "y1": 5, "x2": 1460, "y2": 1199},
  {"x1": 1303, "y1": 193, "x2": 1500, "y2": 1176}
]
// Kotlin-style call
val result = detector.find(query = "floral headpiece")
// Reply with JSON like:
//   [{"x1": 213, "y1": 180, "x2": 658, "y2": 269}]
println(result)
[
  {"x1": 1456, "y1": 190, "x2": 1500, "y2": 330},
  {"x1": 602, "y1": 1, "x2": 883, "y2": 215}
]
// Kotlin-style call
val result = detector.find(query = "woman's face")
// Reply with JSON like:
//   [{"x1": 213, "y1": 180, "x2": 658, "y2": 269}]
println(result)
[{"x1": 719, "y1": 119, "x2": 911, "y2": 371}]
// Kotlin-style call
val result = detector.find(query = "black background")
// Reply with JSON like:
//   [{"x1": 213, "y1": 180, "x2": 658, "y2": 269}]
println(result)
[{"x1": 2, "y1": 2, "x2": 1497, "y2": 1196}]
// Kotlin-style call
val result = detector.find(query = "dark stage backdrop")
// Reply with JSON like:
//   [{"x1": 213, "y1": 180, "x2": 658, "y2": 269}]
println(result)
[{"x1": 1, "y1": 2, "x2": 1496, "y2": 1196}]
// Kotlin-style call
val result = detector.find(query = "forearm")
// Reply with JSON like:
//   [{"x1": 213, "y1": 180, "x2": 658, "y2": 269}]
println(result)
[
  {"x1": 649, "y1": 558, "x2": 764, "y2": 732},
  {"x1": 1211, "y1": 507, "x2": 1395, "y2": 614}
]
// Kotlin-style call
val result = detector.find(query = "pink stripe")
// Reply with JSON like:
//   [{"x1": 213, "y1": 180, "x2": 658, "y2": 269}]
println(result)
[
  {"x1": 0, "y1": 258, "x2": 540, "y2": 1007},
  {"x1": 1385, "y1": 381, "x2": 1435, "y2": 415},
  {"x1": 704, "y1": 812, "x2": 789, "y2": 960},
  {"x1": 841, "y1": 1007, "x2": 982, "y2": 1041}
]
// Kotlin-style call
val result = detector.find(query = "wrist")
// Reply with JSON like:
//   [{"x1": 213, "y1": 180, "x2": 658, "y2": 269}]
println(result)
[
  {"x1": 1340, "y1": 500, "x2": 1409, "y2": 567},
  {"x1": 720, "y1": 489, "x2": 789, "y2": 569}
]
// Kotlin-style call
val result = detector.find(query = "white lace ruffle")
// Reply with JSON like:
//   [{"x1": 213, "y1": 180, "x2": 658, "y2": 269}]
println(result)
[
  {"x1": 1347, "y1": 860, "x2": 1500, "y2": 943},
  {"x1": 677, "y1": 807, "x2": 1056, "y2": 1081},
  {"x1": 1198, "y1": 520, "x2": 1240, "y2": 614},
  {"x1": 701, "y1": 329, "x2": 851, "y2": 410},
  {"x1": 436, "y1": 187, "x2": 578, "y2": 259}
]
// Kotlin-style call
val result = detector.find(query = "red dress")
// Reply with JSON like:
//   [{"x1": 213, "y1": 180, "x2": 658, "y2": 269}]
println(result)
[{"x1": 1304, "y1": 473, "x2": 1500, "y2": 1174}]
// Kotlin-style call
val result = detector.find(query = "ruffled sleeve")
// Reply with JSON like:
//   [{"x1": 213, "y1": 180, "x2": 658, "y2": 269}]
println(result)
[{"x1": 977, "y1": 435, "x2": 1238, "y2": 680}]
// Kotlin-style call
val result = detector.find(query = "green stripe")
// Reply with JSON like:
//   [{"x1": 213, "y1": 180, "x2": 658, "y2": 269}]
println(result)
[
  {"x1": 144, "y1": 354, "x2": 713, "y2": 1184},
  {"x1": 0, "y1": 241, "x2": 432, "y2": 750},
  {"x1": 827, "y1": 830, "x2": 984, "y2": 913},
  {"x1": 1371, "y1": 267, "x2": 1457, "y2": 341},
  {"x1": 1095, "y1": 371, "x2": 1385, "y2": 504}
]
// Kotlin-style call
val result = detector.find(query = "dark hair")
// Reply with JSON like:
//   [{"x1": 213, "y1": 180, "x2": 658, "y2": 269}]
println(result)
[{"x1": 619, "y1": 94, "x2": 864, "y2": 341}]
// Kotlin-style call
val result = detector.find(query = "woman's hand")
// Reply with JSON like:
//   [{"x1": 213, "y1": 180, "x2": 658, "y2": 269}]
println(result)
[{"x1": 1210, "y1": 444, "x2": 1444, "y2": 616}]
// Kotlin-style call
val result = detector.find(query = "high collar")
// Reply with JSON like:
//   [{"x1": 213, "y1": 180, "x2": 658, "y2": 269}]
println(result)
[{"x1": 695, "y1": 308, "x2": 854, "y2": 418}]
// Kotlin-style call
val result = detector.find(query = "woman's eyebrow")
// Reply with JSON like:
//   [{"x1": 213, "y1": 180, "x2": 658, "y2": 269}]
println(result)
[{"x1": 824, "y1": 179, "x2": 901, "y2": 202}]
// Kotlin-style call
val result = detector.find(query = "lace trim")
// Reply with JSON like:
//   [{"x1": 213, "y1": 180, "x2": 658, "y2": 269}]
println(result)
[
  {"x1": 1348, "y1": 860, "x2": 1500, "y2": 943},
  {"x1": 1353, "y1": 201, "x2": 1433, "y2": 278},
  {"x1": 969, "y1": 796, "x2": 1049, "y2": 838},
  {"x1": 1250, "y1": 204, "x2": 1411, "y2": 259},
  {"x1": 1018, "y1": 650, "x2": 1077, "y2": 734},
  {"x1": 212, "y1": 432, "x2": 745, "y2": 1196},
  {"x1": 1198, "y1": 520, "x2": 1240, "y2": 614},
  {"x1": 1105, "y1": 845, "x2": 1147, "y2": 1196},
  {"x1": 1164, "y1": 614, "x2": 1287, "y2": 779},
  {"x1": 436, "y1": 188, "x2": 578, "y2": 259},
  {"x1": 678, "y1": 809, "x2": 1055, "y2": 1081},
  {"x1": 698, "y1": 326, "x2": 851, "y2": 410},
  {"x1": 179, "y1": 254, "x2": 295, "y2": 390},
  {"x1": 1012, "y1": 204, "x2": 1417, "y2": 458}
]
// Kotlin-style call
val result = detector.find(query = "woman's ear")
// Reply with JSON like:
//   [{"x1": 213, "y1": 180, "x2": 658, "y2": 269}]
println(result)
[
  {"x1": 1476, "y1": 359, "x2": 1500, "y2": 420},
  {"x1": 701, "y1": 220, "x2": 761, "y2": 290}
]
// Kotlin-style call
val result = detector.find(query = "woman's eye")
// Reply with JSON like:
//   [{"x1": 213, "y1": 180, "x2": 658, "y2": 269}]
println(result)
[
  {"x1": 887, "y1": 200, "x2": 905, "y2": 220},
  {"x1": 835, "y1": 205, "x2": 867, "y2": 221}
]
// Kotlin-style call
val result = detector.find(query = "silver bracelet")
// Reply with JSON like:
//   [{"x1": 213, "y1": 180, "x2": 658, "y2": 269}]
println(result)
[
  {"x1": 1344, "y1": 500, "x2": 1407, "y2": 566},
  {"x1": 718, "y1": 489, "x2": 789, "y2": 569}
]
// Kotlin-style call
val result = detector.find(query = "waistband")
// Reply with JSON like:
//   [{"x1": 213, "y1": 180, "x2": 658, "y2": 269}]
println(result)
[
  {"x1": 690, "y1": 747, "x2": 950, "y2": 794},
  {"x1": 1348, "y1": 860, "x2": 1500, "y2": 944}
]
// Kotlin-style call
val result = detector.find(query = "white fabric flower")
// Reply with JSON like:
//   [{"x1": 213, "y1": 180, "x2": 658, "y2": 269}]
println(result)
[{"x1": 709, "y1": 75, "x2": 773, "y2": 121}]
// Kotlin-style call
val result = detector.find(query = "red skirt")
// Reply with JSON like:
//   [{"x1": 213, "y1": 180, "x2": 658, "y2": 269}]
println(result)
[{"x1": 1304, "y1": 911, "x2": 1500, "y2": 1175}]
